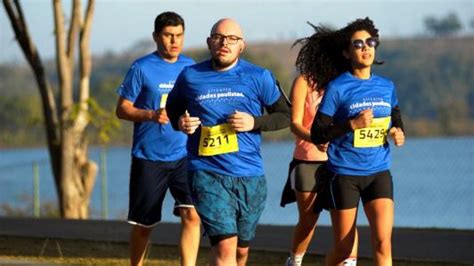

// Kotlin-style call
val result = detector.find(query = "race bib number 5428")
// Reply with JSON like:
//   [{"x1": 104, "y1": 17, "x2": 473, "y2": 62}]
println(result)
[
  {"x1": 198, "y1": 123, "x2": 239, "y2": 156},
  {"x1": 354, "y1": 116, "x2": 390, "y2": 148}
]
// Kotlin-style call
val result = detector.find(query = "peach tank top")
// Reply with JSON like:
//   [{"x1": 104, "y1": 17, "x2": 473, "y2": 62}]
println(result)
[{"x1": 293, "y1": 89, "x2": 328, "y2": 161}]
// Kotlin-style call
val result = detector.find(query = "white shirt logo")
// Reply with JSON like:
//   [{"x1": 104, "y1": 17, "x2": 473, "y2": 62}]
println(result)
[{"x1": 158, "y1": 81, "x2": 174, "y2": 89}]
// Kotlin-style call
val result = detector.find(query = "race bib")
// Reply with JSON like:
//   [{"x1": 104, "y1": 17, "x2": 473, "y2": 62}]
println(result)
[
  {"x1": 354, "y1": 116, "x2": 390, "y2": 148},
  {"x1": 160, "y1": 94, "x2": 168, "y2": 108},
  {"x1": 198, "y1": 123, "x2": 239, "y2": 156}
]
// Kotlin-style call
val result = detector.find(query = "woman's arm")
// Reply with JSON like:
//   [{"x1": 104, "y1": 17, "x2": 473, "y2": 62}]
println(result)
[{"x1": 290, "y1": 75, "x2": 312, "y2": 142}]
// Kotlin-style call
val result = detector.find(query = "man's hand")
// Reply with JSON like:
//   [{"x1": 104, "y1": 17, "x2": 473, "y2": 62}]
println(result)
[
  {"x1": 350, "y1": 109, "x2": 373, "y2": 130},
  {"x1": 389, "y1": 127, "x2": 405, "y2": 147},
  {"x1": 151, "y1": 108, "x2": 169, "y2": 124},
  {"x1": 179, "y1": 110, "x2": 201, "y2": 134},
  {"x1": 227, "y1": 110, "x2": 255, "y2": 132}
]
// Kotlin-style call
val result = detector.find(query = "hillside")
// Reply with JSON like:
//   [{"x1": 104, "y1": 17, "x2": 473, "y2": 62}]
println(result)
[{"x1": 0, "y1": 36, "x2": 473, "y2": 146}]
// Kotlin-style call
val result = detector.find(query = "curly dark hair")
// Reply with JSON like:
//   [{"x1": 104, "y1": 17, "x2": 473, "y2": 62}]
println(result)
[{"x1": 295, "y1": 17, "x2": 380, "y2": 90}]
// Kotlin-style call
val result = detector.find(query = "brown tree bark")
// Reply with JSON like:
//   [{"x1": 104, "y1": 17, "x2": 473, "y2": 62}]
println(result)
[{"x1": 3, "y1": 0, "x2": 97, "y2": 219}]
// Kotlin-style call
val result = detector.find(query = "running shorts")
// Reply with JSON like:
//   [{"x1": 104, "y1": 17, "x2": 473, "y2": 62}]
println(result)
[
  {"x1": 326, "y1": 170, "x2": 393, "y2": 210},
  {"x1": 189, "y1": 170, "x2": 267, "y2": 244},
  {"x1": 127, "y1": 156, "x2": 194, "y2": 227}
]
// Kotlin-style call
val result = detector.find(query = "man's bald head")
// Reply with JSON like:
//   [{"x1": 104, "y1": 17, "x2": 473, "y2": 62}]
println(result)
[
  {"x1": 207, "y1": 18, "x2": 245, "y2": 71},
  {"x1": 210, "y1": 18, "x2": 244, "y2": 39}
]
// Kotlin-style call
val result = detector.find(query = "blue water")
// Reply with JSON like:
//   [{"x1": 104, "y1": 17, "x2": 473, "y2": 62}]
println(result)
[{"x1": 0, "y1": 137, "x2": 473, "y2": 229}]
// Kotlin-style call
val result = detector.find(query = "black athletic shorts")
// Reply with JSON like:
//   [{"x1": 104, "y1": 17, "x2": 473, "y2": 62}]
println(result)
[
  {"x1": 127, "y1": 156, "x2": 194, "y2": 227},
  {"x1": 326, "y1": 170, "x2": 393, "y2": 210}
]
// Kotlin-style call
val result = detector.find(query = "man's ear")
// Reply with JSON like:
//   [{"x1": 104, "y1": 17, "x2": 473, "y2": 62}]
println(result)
[
  {"x1": 239, "y1": 41, "x2": 246, "y2": 53},
  {"x1": 206, "y1": 37, "x2": 211, "y2": 50},
  {"x1": 152, "y1": 32, "x2": 158, "y2": 42}
]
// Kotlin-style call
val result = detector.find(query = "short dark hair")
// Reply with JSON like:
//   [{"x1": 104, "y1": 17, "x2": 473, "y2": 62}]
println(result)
[{"x1": 154, "y1": 11, "x2": 185, "y2": 33}]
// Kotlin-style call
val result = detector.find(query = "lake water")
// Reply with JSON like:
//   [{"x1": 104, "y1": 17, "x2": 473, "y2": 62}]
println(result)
[{"x1": 0, "y1": 137, "x2": 472, "y2": 229}]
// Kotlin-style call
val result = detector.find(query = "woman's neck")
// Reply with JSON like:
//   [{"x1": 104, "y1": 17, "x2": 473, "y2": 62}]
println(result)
[{"x1": 351, "y1": 67, "x2": 371, "y2": 80}]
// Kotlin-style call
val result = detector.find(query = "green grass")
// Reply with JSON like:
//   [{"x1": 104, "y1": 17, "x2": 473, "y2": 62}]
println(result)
[{"x1": 0, "y1": 236, "x2": 467, "y2": 265}]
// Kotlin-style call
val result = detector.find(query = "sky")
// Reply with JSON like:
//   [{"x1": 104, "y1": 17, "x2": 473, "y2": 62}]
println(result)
[{"x1": 1, "y1": 0, "x2": 473, "y2": 63}]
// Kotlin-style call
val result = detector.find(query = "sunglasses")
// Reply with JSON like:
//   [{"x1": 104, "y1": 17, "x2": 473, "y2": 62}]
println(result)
[{"x1": 352, "y1": 37, "x2": 379, "y2": 49}]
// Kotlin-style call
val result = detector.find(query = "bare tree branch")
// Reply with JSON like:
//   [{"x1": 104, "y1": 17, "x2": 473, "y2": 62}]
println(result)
[
  {"x1": 80, "y1": 0, "x2": 95, "y2": 89},
  {"x1": 53, "y1": 0, "x2": 73, "y2": 111},
  {"x1": 66, "y1": 0, "x2": 80, "y2": 74},
  {"x1": 75, "y1": 0, "x2": 95, "y2": 131}
]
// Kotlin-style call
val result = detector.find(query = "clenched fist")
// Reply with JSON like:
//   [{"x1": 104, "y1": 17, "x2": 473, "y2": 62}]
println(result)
[
  {"x1": 350, "y1": 109, "x2": 373, "y2": 130},
  {"x1": 179, "y1": 110, "x2": 201, "y2": 135},
  {"x1": 227, "y1": 110, "x2": 254, "y2": 132},
  {"x1": 389, "y1": 127, "x2": 405, "y2": 147},
  {"x1": 152, "y1": 108, "x2": 169, "y2": 124}
]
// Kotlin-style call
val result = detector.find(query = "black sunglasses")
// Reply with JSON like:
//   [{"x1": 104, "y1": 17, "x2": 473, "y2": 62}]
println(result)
[{"x1": 352, "y1": 37, "x2": 379, "y2": 49}]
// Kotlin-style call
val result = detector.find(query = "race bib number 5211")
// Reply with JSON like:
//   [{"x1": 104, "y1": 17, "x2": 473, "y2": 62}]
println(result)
[
  {"x1": 354, "y1": 116, "x2": 390, "y2": 148},
  {"x1": 198, "y1": 123, "x2": 239, "y2": 156}
]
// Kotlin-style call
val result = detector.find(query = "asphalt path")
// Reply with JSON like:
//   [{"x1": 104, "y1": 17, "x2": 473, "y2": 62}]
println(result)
[{"x1": 0, "y1": 217, "x2": 472, "y2": 264}]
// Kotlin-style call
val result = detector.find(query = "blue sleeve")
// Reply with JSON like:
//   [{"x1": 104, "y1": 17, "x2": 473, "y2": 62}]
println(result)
[
  {"x1": 318, "y1": 82, "x2": 339, "y2": 117},
  {"x1": 116, "y1": 62, "x2": 142, "y2": 102},
  {"x1": 259, "y1": 70, "x2": 281, "y2": 106}
]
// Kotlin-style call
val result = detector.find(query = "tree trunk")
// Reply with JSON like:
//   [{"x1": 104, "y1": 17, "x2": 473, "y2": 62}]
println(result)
[
  {"x1": 59, "y1": 131, "x2": 97, "y2": 218},
  {"x1": 53, "y1": 0, "x2": 97, "y2": 219}
]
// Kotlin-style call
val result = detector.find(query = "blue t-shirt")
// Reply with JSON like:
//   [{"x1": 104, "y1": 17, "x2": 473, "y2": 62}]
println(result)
[
  {"x1": 168, "y1": 59, "x2": 281, "y2": 177},
  {"x1": 117, "y1": 52, "x2": 195, "y2": 162},
  {"x1": 319, "y1": 71, "x2": 399, "y2": 176}
]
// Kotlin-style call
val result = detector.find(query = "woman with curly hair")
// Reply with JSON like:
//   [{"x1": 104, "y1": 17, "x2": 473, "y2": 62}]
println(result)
[
  {"x1": 281, "y1": 24, "x2": 358, "y2": 266},
  {"x1": 300, "y1": 17, "x2": 405, "y2": 265}
]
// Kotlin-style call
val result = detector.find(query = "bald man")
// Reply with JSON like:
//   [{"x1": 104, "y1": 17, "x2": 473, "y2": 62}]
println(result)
[{"x1": 166, "y1": 18, "x2": 291, "y2": 266}]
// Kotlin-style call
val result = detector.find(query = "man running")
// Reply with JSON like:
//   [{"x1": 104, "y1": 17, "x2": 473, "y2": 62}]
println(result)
[
  {"x1": 116, "y1": 11, "x2": 200, "y2": 266},
  {"x1": 166, "y1": 18, "x2": 290, "y2": 266}
]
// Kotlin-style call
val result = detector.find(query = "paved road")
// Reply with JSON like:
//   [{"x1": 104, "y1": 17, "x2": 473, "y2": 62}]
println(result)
[{"x1": 0, "y1": 217, "x2": 472, "y2": 263}]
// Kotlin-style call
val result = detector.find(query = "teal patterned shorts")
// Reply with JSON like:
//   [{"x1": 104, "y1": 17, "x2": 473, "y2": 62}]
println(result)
[{"x1": 189, "y1": 170, "x2": 267, "y2": 242}]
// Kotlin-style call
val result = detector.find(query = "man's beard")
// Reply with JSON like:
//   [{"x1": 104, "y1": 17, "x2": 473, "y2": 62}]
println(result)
[{"x1": 211, "y1": 57, "x2": 238, "y2": 69}]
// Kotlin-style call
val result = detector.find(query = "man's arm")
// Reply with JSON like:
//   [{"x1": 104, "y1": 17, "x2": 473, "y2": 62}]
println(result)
[
  {"x1": 165, "y1": 74, "x2": 187, "y2": 131},
  {"x1": 227, "y1": 94, "x2": 291, "y2": 132},
  {"x1": 116, "y1": 97, "x2": 169, "y2": 124},
  {"x1": 253, "y1": 94, "x2": 291, "y2": 131},
  {"x1": 166, "y1": 81, "x2": 201, "y2": 134}
]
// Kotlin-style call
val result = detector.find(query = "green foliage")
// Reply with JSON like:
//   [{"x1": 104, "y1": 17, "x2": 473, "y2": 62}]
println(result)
[
  {"x1": 89, "y1": 76, "x2": 134, "y2": 145},
  {"x1": 0, "y1": 94, "x2": 44, "y2": 147},
  {"x1": 424, "y1": 12, "x2": 463, "y2": 36},
  {"x1": 242, "y1": 48, "x2": 293, "y2": 95},
  {"x1": 185, "y1": 48, "x2": 210, "y2": 63},
  {"x1": 376, "y1": 36, "x2": 474, "y2": 136},
  {"x1": 86, "y1": 98, "x2": 121, "y2": 145}
]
